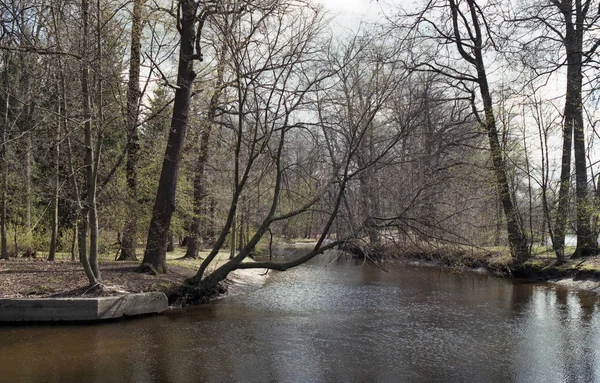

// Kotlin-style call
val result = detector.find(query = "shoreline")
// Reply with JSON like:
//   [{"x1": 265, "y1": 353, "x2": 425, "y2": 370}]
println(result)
[
  {"x1": 0, "y1": 268, "x2": 269, "y2": 322},
  {"x1": 6, "y1": 243, "x2": 600, "y2": 321},
  {"x1": 219, "y1": 268, "x2": 269, "y2": 298},
  {"x1": 375, "y1": 248, "x2": 600, "y2": 294},
  {"x1": 0, "y1": 255, "x2": 271, "y2": 321}
]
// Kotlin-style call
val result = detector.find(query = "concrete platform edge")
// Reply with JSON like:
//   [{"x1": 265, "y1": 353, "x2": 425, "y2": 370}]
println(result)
[{"x1": 0, "y1": 292, "x2": 168, "y2": 322}]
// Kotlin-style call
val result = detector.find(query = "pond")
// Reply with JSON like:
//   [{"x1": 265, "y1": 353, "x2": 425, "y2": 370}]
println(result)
[{"x1": 1, "y1": 253, "x2": 599, "y2": 382}]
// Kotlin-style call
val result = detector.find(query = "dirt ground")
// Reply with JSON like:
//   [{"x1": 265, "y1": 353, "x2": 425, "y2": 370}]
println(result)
[
  {"x1": 0, "y1": 258, "x2": 196, "y2": 298},
  {"x1": 0, "y1": 245, "x2": 270, "y2": 299}
]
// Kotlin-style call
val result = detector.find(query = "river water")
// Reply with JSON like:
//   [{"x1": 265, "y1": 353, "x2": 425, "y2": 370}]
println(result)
[{"x1": 1, "y1": 254, "x2": 600, "y2": 382}]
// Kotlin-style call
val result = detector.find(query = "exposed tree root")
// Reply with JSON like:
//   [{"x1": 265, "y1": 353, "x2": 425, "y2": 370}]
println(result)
[
  {"x1": 138, "y1": 262, "x2": 168, "y2": 275},
  {"x1": 168, "y1": 282, "x2": 227, "y2": 306},
  {"x1": 82, "y1": 283, "x2": 130, "y2": 297}
]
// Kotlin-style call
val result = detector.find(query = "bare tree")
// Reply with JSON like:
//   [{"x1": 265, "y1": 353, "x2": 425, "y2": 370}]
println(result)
[
  {"x1": 511, "y1": 0, "x2": 600, "y2": 258},
  {"x1": 184, "y1": 1, "x2": 336, "y2": 289},
  {"x1": 401, "y1": 0, "x2": 529, "y2": 262},
  {"x1": 181, "y1": 13, "x2": 417, "y2": 294}
]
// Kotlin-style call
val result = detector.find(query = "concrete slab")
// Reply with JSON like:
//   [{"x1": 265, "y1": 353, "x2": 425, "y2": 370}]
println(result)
[{"x1": 0, "y1": 292, "x2": 168, "y2": 322}]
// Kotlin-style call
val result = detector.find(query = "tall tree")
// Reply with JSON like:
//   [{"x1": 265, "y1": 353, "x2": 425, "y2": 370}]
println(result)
[
  {"x1": 513, "y1": 0, "x2": 600, "y2": 258},
  {"x1": 75, "y1": 0, "x2": 100, "y2": 284},
  {"x1": 0, "y1": 52, "x2": 10, "y2": 260},
  {"x1": 184, "y1": 5, "x2": 414, "y2": 293},
  {"x1": 405, "y1": 0, "x2": 529, "y2": 262},
  {"x1": 553, "y1": 0, "x2": 598, "y2": 258},
  {"x1": 140, "y1": 0, "x2": 218, "y2": 273},
  {"x1": 184, "y1": 14, "x2": 230, "y2": 259},
  {"x1": 48, "y1": 70, "x2": 61, "y2": 262},
  {"x1": 119, "y1": 0, "x2": 146, "y2": 261}
]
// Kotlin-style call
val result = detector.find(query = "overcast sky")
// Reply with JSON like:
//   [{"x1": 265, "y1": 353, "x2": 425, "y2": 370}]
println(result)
[
  {"x1": 314, "y1": 0, "x2": 600, "y2": 180},
  {"x1": 318, "y1": 0, "x2": 374, "y2": 13},
  {"x1": 316, "y1": 0, "x2": 394, "y2": 31}
]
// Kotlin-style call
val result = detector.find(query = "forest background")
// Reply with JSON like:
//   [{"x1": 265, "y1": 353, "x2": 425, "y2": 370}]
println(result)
[{"x1": 0, "y1": 0, "x2": 599, "y2": 293}]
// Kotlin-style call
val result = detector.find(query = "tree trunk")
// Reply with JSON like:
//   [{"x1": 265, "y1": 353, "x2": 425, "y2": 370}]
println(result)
[
  {"x1": 568, "y1": 12, "x2": 597, "y2": 257},
  {"x1": 17, "y1": 0, "x2": 34, "y2": 237},
  {"x1": 552, "y1": 8, "x2": 576, "y2": 261},
  {"x1": 71, "y1": 222, "x2": 77, "y2": 262},
  {"x1": 82, "y1": 0, "x2": 104, "y2": 280},
  {"x1": 238, "y1": 202, "x2": 245, "y2": 251},
  {"x1": 565, "y1": 50, "x2": 598, "y2": 258},
  {"x1": 77, "y1": 0, "x2": 100, "y2": 284},
  {"x1": 184, "y1": 39, "x2": 227, "y2": 259},
  {"x1": 23, "y1": 103, "x2": 32, "y2": 236},
  {"x1": 140, "y1": 0, "x2": 199, "y2": 274},
  {"x1": 13, "y1": 224, "x2": 17, "y2": 258},
  {"x1": 593, "y1": 174, "x2": 600, "y2": 240},
  {"x1": 24, "y1": 134, "x2": 31, "y2": 233},
  {"x1": 0, "y1": 55, "x2": 9, "y2": 260},
  {"x1": 204, "y1": 194, "x2": 216, "y2": 245},
  {"x1": 477, "y1": 67, "x2": 528, "y2": 263},
  {"x1": 78, "y1": 219, "x2": 87, "y2": 262},
  {"x1": 359, "y1": 169, "x2": 380, "y2": 246},
  {"x1": 185, "y1": 222, "x2": 201, "y2": 258},
  {"x1": 88, "y1": 196, "x2": 100, "y2": 278},
  {"x1": 537, "y1": 103, "x2": 554, "y2": 250},
  {"x1": 230, "y1": 212, "x2": 236, "y2": 260},
  {"x1": 118, "y1": 0, "x2": 144, "y2": 261},
  {"x1": 167, "y1": 232, "x2": 175, "y2": 252},
  {"x1": 77, "y1": 217, "x2": 97, "y2": 285},
  {"x1": 356, "y1": 127, "x2": 380, "y2": 246},
  {"x1": 48, "y1": 98, "x2": 60, "y2": 262},
  {"x1": 449, "y1": 0, "x2": 528, "y2": 263}
]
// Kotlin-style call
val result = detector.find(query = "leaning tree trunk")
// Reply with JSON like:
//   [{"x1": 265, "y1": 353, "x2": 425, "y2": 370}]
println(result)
[
  {"x1": 118, "y1": 0, "x2": 144, "y2": 261},
  {"x1": 448, "y1": 0, "x2": 529, "y2": 263},
  {"x1": 140, "y1": 0, "x2": 199, "y2": 274},
  {"x1": 477, "y1": 65, "x2": 528, "y2": 263}
]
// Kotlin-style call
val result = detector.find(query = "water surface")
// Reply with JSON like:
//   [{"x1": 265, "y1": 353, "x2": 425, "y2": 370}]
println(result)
[{"x1": 1, "y1": 254, "x2": 599, "y2": 382}]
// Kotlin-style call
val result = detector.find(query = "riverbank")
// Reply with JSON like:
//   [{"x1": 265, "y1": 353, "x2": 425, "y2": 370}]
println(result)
[
  {"x1": 371, "y1": 244, "x2": 600, "y2": 292},
  {"x1": 0, "y1": 248, "x2": 268, "y2": 306}
]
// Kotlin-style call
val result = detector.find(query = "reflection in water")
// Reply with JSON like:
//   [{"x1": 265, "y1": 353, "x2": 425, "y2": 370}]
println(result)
[
  {"x1": 1, "y1": 254, "x2": 600, "y2": 382},
  {"x1": 512, "y1": 286, "x2": 600, "y2": 383}
]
